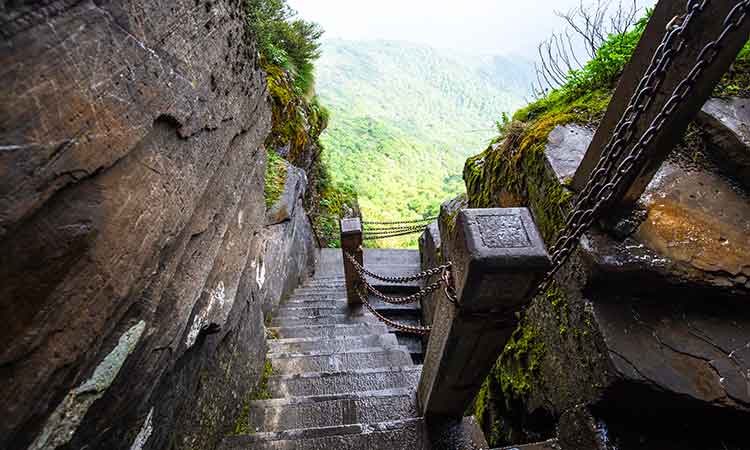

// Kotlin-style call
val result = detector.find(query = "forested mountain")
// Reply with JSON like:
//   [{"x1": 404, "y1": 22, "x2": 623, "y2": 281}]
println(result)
[{"x1": 315, "y1": 39, "x2": 533, "y2": 244}]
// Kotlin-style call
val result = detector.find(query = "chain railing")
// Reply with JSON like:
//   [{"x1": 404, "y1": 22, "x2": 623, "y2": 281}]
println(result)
[
  {"x1": 343, "y1": 251, "x2": 457, "y2": 334},
  {"x1": 361, "y1": 216, "x2": 436, "y2": 241},
  {"x1": 533, "y1": 0, "x2": 749, "y2": 296}
]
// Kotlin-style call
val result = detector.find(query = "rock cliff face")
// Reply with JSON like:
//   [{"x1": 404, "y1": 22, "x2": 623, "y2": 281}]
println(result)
[{"x1": 0, "y1": 2, "x2": 318, "y2": 450}]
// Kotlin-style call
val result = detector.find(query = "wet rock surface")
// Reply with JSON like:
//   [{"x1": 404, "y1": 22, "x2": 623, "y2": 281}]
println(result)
[
  {"x1": 466, "y1": 97, "x2": 750, "y2": 449},
  {"x1": 0, "y1": 2, "x2": 317, "y2": 450},
  {"x1": 544, "y1": 125, "x2": 593, "y2": 184},
  {"x1": 697, "y1": 97, "x2": 750, "y2": 189}
]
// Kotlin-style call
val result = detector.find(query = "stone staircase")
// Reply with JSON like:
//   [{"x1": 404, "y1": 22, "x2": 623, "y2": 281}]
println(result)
[{"x1": 219, "y1": 249, "x2": 487, "y2": 450}]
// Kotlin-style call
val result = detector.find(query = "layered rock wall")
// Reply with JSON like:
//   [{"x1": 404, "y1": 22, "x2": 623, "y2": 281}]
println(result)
[
  {"x1": 458, "y1": 96, "x2": 750, "y2": 449},
  {"x1": 0, "y1": 2, "x2": 317, "y2": 449}
]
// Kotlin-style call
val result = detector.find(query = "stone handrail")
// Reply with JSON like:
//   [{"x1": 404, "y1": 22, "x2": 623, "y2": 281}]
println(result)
[
  {"x1": 418, "y1": 207, "x2": 551, "y2": 418},
  {"x1": 340, "y1": 217, "x2": 363, "y2": 306}
]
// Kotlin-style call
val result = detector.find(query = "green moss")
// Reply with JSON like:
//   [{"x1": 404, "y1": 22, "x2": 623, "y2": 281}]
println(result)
[
  {"x1": 715, "y1": 42, "x2": 750, "y2": 98},
  {"x1": 232, "y1": 360, "x2": 275, "y2": 435},
  {"x1": 465, "y1": 89, "x2": 610, "y2": 244},
  {"x1": 264, "y1": 150, "x2": 288, "y2": 210},
  {"x1": 546, "y1": 284, "x2": 571, "y2": 337},
  {"x1": 473, "y1": 318, "x2": 546, "y2": 447},
  {"x1": 498, "y1": 322, "x2": 545, "y2": 397}
]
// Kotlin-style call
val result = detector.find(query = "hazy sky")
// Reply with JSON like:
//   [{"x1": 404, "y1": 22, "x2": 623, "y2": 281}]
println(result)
[{"x1": 287, "y1": 0, "x2": 655, "y2": 57}]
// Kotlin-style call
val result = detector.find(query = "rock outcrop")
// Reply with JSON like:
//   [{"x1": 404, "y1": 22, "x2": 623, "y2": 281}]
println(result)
[
  {"x1": 458, "y1": 103, "x2": 750, "y2": 449},
  {"x1": 0, "y1": 2, "x2": 318, "y2": 450}
]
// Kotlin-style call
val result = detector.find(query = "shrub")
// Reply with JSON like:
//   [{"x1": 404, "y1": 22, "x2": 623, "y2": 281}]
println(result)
[{"x1": 244, "y1": 0, "x2": 323, "y2": 94}]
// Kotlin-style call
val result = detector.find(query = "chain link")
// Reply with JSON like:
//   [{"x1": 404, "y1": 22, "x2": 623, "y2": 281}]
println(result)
[
  {"x1": 534, "y1": 0, "x2": 748, "y2": 295},
  {"x1": 345, "y1": 251, "x2": 450, "y2": 305},
  {"x1": 344, "y1": 251, "x2": 450, "y2": 282},
  {"x1": 357, "y1": 287, "x2": 432, "y2": 335},
  {"x1": 362, "y1": 216, "x2": 437, "y2": 226},
  {"x1": 363, "y1": 228, "x2": 429, "y2": 240}
]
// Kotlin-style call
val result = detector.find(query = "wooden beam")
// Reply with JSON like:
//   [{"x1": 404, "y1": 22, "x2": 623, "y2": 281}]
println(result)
[{"x1": 572, "y1": 0, "x2": 750, "y2": 209}]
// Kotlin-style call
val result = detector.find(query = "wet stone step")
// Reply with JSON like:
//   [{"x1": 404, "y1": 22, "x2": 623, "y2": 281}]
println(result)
[
  {"x1": 275, "y1": 302, "x2": 420, "y2": 319},
  {"x1": 247, "y1": 388, "x2": 417, "y2": 432},
  {"x1": 269, "y1": 323, "x2": 390, "y2": 339},
  {"x1": 271, "y1": 313, "x2": 378, "y2": 328},
  {"x1": 363, "y1": 249, "x2": 421, "y2": 266},
  {"x1": 265, "y1": 366, "x2": 422, "y2": 398},
  {"x1": 293, "y1": 287, "x2": 348, "y2": 295},
  {"x1": 219, "y1": 418, "x2": 430, "y2": 450},
  {"x1": 269, "y1": 347, "x2": 413, "y2": 374},
  {"x1": 286, "y1": 294, "x2": 348, "y2": 302},
  {"x1": 497, "y1": 439, "x2": 560, "y2": 450},
  {"x1": 268, "y1": 333, "x2": 400, "y2": 355}
]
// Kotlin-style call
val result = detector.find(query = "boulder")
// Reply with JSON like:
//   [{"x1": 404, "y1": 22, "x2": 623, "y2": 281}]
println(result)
[
  {"x1": 543, "y1": 125, "x2": 593, "y2": 184},
  {"x1": 266, "y1": 161, "x2": 308, "y2": 225},
  {"x1": 697, "y1": 97, "x2": 750, "y2": 188}
]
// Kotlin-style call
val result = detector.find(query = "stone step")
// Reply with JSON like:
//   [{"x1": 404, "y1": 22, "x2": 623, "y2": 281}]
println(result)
[
  {"x1": 246, "y1": 388, "x2": 417, "y2": 432},
  {"x1": 269, "y1": 347, "x2": 413, "y2": 374},
  {"x1": 292, "y1": 287, "x2": 348, "y2": 296},
  {"x1": 394, "y1": 333, "x2": 423, "y2": 358},
  {"x1": 364, "y1": 249, "x2": 420, "y2": 266},
  {"x1": 286, "y1": 293, "x2": 348, "y2": 301},
  {"x1": 275, "y1": 303, "x2": 420, "y2": 318},
  {"x1": 497, "y1": 439, "x2": 560, "y2": 449},
  {"x1": 220, "y1": 417, "x2": 487, "y2": 450},
  {"x1": 221, "y1": 418, "x2": 428, "y2": 450},
  {"x1": 268, "y1": 333, "x2": 400, "y2": 355},
  {"x1": 270, "y1": 313, "x2": 378, "y2": 328},
  {"x1": 266, "y1": 366, "x2": 422, "y2": 398},
  {"x1": 303, "y1": 279, "x2": 345, "y2": 287},
  {"x1": 269, "y1": 323, "x2": 390, "y2": 339}
]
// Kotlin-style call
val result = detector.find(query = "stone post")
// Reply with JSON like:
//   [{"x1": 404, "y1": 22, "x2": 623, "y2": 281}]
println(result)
[
  {"x1": 340, "y1": 217, "x2": 363, "y2": 306},
  {"x1": 418, "y1": 208, "x2": 551, "y2": 418}
]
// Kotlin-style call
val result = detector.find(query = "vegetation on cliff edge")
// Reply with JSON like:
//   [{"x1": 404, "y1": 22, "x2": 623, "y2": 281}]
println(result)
[{"x1": 245, "y1": 0, "x2": 358, "y2": 246}]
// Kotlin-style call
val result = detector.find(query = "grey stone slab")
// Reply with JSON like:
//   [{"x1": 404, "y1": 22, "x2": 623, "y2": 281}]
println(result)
[
  {"x1": 496, "y1": 439, "x2": 560, "y2": 450},
  {"x1": 270, "y1": 323, "x2": 390, "y2": 340},
  {"x1": 269, "y1": 347, "x2": 413, "y2": 374},
  {"x1": 219, "y1": 417, "x2": 489, "y2": 450},
  {"x1": 219, "y1": 419, "x2": 430, "y2": 450},
  {"x1": 247, "y1": 388, "x2": 417, "y2": 431},
  {"x1": 268, "y1": 334, "x2": 400, "y2": 355},
  {"x1": 594, "y1": 300, "x2": 750, "y2": 411},
  {"x1": 697, "y1": 97, "x2": 750, "y2": 188},
  {"x1": 266, "y1": 366, "x2": 422, "y2": 398},
  {"x1": 275, "y1": 305, "x2": 349, "y2": 318},
  {"x1": 543, "y1": 125, "x2": 593, "y2": 184},
  {"x1": 364, "y1": 249, "x2": 421, "y2": 266},
  {"x1": 266, "y1": 163, "x2": 307, "y2": 225},
  {"x1": 270, "y1": 312, "x2": 378, "y2": 328}
]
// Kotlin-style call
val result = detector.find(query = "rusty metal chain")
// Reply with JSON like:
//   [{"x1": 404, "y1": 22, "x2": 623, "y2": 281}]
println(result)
[
  {"x1": 561, "y1": 0, "x2": 706, "y2": 226},
  {"x1": 345, "y1": 252, "x2": 448, "y2": 304},
  {"x1": 344, "y1": 251, "x2": 450, "y2": 283},
  {"x1": 362, "y1": 216, "x2": 437, "y2": 226},
  {"x1": 357, "y1": 287, "x2": 432, "y2": 335},
  {"x1": 363, "y1": 228, "x2": 429, "y2": 240},
  {"x1": 364, "y1": 223, "x2": 430, "y2": 232},
  {"x1": 535, "y1": 0, "x2": 748, "y2": 295}
]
